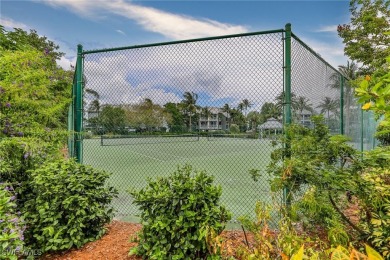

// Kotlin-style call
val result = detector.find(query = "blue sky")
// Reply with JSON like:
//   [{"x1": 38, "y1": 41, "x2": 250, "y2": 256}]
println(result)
[
  {"x1": 1, "y1": 0, "x2": 350, "y2": 69},
  {"x1": 1, "y1": 0, "x2": 350, "y2": 110}
]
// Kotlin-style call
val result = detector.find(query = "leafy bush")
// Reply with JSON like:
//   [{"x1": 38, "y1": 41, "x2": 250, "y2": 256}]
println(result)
[
  {"x1": 23, "y1": 159, "x2": 117, "y2": 252},
  {"x1": 0, "y1": 49, "x2": 71, "y2": 142},
  {"x1": 331, "y1": 244, "x2": 384, "y2": 260},
  {"x1": 229, "y1": 124, "x2": 240, "y2": 134},
  {"x1": 238, "y1": 202, "x2": 325, "y2": 260},
  {"x1": 355, "y1": 56, "x2": 390, "y2": 146},
  {"x1": 129, "y1": 165, "x2": 231, "y2": 259},
  {"x1": 357, "y1": 147, "x2": 390, "y2": 259},
  {"x1": 0, "y1": 183, "x2": 25, "y2": 260}
]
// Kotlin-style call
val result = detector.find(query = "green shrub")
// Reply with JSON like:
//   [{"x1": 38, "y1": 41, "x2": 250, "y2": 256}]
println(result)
[
  {"x1": 23, "y1": 159, "x2": 117, "y2": 253},
  {"x1": 0, "y1": 183, "x2": 25, "y2": 260},
  {"x1": 129, "y1": 165, "x2": 231, "y2": 259},
  {"x1": 357, "y1": 147, "x2": 390, "y2": 259},
  {"x1": 229, "y1": 124, "x2": 240, "y2": 134}
]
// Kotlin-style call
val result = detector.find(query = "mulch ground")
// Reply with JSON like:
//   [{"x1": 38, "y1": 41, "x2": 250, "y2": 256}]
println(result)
[
  {"x1": 40, "y1": 221, "x2": 253, "y2": 260},
  {"x1": 40, "y1": 202, "x2": 360, "y2": 260}
]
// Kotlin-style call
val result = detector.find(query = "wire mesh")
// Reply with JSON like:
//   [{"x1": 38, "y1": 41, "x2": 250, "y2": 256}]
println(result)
[
  {"x1": 81, "y1": 32, "x2": 285, "y2": 223},
  {"x1": 75, "y1": 28, "x2": 378, "y2": 225},
  {"x1": 291, "y1": 35, "x2": 341, "y2": 133}
]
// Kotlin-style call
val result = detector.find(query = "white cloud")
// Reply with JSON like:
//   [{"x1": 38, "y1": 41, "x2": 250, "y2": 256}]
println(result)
[
  {"x1": 82, "y1": 33, "x2": 285, "y2": 110},
  {"x1": 299, "y1": 37, "x2": 347, "y2": 68},
  {"x1": 0, "y1": 16, "x2": 28, "y2": 30},
  {"x1": 315, "y1": 25, "x2": 338, "y2": 33},
  {"x1": 57, "y1": 55, "x2": 77, "y2": 70},
  {"x1": 39, "y1": 0, "x2": 248, "y2": 39},
  {"x1": 116, "y1": 29, "x2": 126, "y2": 36}
]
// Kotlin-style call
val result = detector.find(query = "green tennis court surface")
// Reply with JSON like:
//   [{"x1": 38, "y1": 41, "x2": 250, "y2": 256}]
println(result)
[{"x1": 83, "y1": 136, "x2": 279, "y2": 222}]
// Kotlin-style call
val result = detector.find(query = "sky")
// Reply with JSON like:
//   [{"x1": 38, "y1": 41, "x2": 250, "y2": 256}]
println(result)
[{"x1": 0, "y1": 0, "x2": 351, "y2": 110}]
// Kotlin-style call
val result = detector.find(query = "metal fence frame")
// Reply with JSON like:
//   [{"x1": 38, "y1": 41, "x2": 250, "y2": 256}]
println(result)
[{"x1": 69, "y1": 23, "x2": 374, "y2": 216}]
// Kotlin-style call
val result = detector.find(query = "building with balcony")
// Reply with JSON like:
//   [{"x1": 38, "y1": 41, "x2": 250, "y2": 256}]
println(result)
[{"x1": 198, "y1": 107, "x2": 230, "y2": 131}]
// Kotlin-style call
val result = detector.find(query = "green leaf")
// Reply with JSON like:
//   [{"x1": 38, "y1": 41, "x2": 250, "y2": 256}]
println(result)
[{"x1": 365, "y1": 244, "x2": 384, "y2": 260}]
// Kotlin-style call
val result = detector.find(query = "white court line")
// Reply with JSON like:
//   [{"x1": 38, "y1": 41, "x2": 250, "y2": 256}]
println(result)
[{"x1": 131, "y1": 150, "x2": 166, "y2": 163}]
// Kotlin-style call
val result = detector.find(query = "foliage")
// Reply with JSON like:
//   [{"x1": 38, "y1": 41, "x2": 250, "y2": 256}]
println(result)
[
  {"x1": 331, "y1": 244, "x2": 384, "y2": 260},
  {"x1": 0, "y1": 25, "x2": 64, "y2": 60},
  {"x1": 337, "y1": 0, "x2": 390, "y2": 73},
  {"x1": 125, "y1": 99, "x2": 172, "y2": 132},
  {"x1": 356, "y1": 147, "x2": 390, "y2": 259},
  {"x1": 229, "y1": 124, "x2": 240, "y2": 134},
  {"x1": 96, "y1": 105, "x2": 127, "y2": 134},
  {"x1": 238, "y1": 202, "x2": 325, "y2": 260},
  {"x1": 260, "y1": 102, "x2": 281, "y2": 121},
  {"x1": 23, "y1": 159, "x2": 117, "y2": 253},
  {"x1": 0, "y1": 183, "x2": 25, "y2": 260},
  {"x1": 181, "y1": 92, "x2": 199, "y2": 131},
  {"x1": 164, "y1": 102, "x2": 185, "y2": 131},
  {"x1": 260, "y1": 114, "x2": 390, "y2": 257},
  {"x1": 265, "y1": 116, "x2": 361, "y2": 246},
  {"x1": 0, "y1": 49, "x2": 71, "y2": 142},
  {"x1": 129, "y1": 165, "x2": 231, "y2": 259},
  {"x1": 355, "y1": 56, "x2": 390, "y2": 145},
  {"x1": 247, "y1": 111, "x2": 261, "y2": 131}
]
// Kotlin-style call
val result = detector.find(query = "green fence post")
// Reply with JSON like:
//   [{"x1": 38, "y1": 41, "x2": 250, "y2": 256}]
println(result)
[
  {"x1": 284, "y1": 23, "x2": 292, "y2": 211},
  {"x1": 75, "y1": 44, "x2": 84, "y2": 163},
  {"x1": 361, "y1": 108, "x2": 364, "y2": 153},
  {"x1": 340, "y1": 75, "x2": 344, "y2": 135}
]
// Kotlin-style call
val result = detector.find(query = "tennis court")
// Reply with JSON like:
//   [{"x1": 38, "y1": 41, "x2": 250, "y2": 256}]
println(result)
[{"x1": 83, "y1": 136, "x2": 279, "y2": 222}]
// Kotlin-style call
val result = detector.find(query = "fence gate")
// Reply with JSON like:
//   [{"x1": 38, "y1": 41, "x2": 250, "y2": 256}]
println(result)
[{"x1": 69, "y1": 24, "x2": 375, "y2": 223}]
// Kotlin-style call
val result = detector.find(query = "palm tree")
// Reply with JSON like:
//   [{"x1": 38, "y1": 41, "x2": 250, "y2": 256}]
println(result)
[
  {"x1": 85, "y1": 89, "x2": 100, "y2": 111},
  {"x1": 317, "y1": 97, "x2": 339, "y2": 122},
  {"x1": 328, "y1": 61, "x2": 359, "y2": 134},
  {"x1": 260, "y1": 102, "x2": 281, "y2": 121},
  {"x1": 240, "y1": 99, "x2": 252, "y2": 117},
  {"x1": 237, "y1": 103, "x2": 244, "y2": 113},
  {"x1": 294, "y1": 96, "x2": 314, "y2": 123},
  {"x1": 275, "y1": 92, "x2": 298, "y2": 112},
  {"x1": 182, "y1": 92, "x2": 198, "y2": 132},
  {"x1": 89, "y1": 99, "x2": 100, "y2": 114},
  {"x1": 247, "y1": 111, "x2": 261, "y2": 131}
]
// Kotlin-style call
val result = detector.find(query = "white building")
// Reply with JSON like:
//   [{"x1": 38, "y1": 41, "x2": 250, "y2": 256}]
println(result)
[{"x1": 198, "y1": 107, "x2": 230, "y2": 131}]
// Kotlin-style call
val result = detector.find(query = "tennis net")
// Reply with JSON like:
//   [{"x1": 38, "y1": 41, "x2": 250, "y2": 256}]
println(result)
[
  {"x1": 100, "y1": 134, "x2": 200, "y2": 146},
  {"x1": 207, "y1": 133, "x2": 259, "y2": 141}
]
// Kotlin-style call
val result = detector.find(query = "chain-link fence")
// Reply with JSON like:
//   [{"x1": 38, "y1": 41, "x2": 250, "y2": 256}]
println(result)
[{"x1": 69, "y1": 24, "x2": 376, "y2": 224}]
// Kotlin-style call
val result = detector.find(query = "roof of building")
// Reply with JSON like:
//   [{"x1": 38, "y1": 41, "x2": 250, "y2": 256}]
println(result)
[{"x1": 258, "y1": 118, "x2": 283, "y2": 130}]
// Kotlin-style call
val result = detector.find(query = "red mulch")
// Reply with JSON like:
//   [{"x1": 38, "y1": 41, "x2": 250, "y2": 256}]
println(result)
[
  {"x1": 40, "y1": 202, "x2": 360, "y2": 260},
  {"x1": 40, "y1": 221, "x2": 253, "y2": 260}
]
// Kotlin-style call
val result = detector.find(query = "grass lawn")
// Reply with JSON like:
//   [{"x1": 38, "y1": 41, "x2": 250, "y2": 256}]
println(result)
[{"x1": 83, "y1": 136, "x2": 280, "y2": 223}]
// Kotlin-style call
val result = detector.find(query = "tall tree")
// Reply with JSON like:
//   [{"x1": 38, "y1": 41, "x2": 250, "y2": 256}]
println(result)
[
  {"x1": 294, "y1": 96, "x2": 314, "y2": 122},
  {"x1": 125, "y1": 99, "x2": 171, "y2": 132},
  {"x1": 99, "y1": 105, "x2": 127, "y2": 134},
  {"x1": 240, "y1": 99, "x2": 252, "y2": 117},
  {"x1": 317, "y1": 97, "x2": 339, "y2": 122},
  {"x1": 164, "y1": 102, "x2": 185, "y2": 132},
  {"x1": 181, "y1": 92, "x2": 198, "y2": 132},
  {"x1": 260, "y1": 102, "x2": 281, "y2": 121},
  {"x1": 85, "y1": 89, "x2": 100, "y2": 113},
  {"x1": 275, "y1": 92, "x2": 298, "y2": 112},
  {"x1": 337, "y1": 0, "x2": 390, "y2": 72},
  {"x1": 0, "y1": 49, "x2": 71, "y2": 139},
  {"x1": 0, "y1": 25, "x2": 64, "y2": 60},
  {"x1": 247, "y1": 111, "x2": 261, "y2": 131}
]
